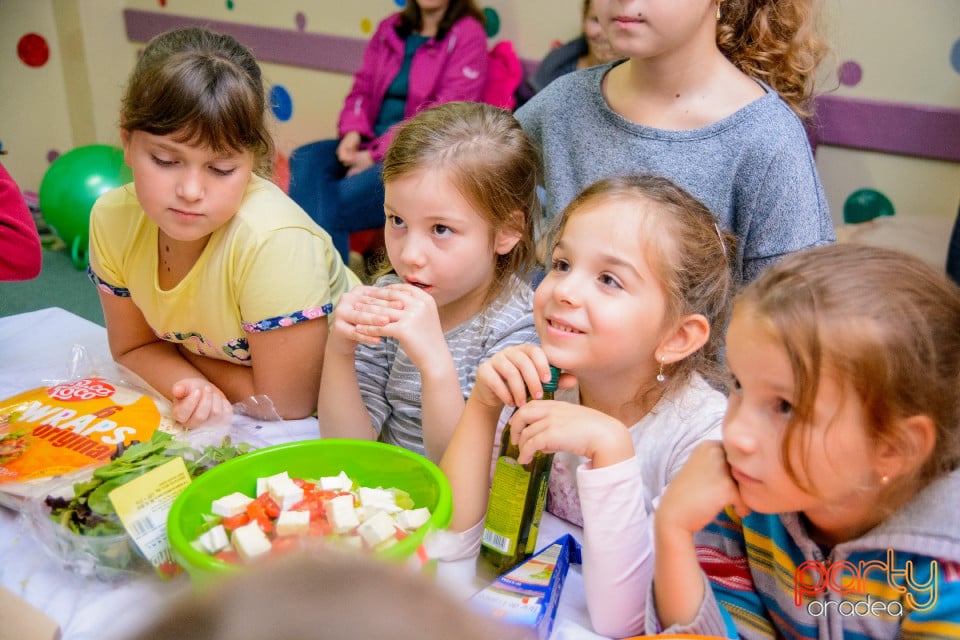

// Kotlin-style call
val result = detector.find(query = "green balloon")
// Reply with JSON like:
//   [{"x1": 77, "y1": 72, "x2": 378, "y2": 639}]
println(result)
[
  {"x1": 39, "y1": 145, "x2": 132, "y2": 269},
  {"x1": 843, "y1": 188, "x2": 895, "y2": 225}
]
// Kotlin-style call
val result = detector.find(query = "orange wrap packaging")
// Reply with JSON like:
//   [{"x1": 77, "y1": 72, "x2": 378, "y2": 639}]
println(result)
[{"x1": 0, "y1": 377, "x2": 177, "y2": 506}]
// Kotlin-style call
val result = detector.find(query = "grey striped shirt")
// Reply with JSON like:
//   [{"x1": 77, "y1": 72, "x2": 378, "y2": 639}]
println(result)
[{"x1": 355, "y1": 276, "x2": 538, "y2": 456}]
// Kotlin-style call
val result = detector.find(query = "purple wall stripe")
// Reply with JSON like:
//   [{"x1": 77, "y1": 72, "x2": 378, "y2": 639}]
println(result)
[
  {"x1": 124, "y1": 8, "x2": 367, "y2": 75},
  {"x1": 125, "y1": 8, "x2": 960, "y2": 163},
  {"x1": 813, "y1": 96, "x2": 960, "y2": 163}
]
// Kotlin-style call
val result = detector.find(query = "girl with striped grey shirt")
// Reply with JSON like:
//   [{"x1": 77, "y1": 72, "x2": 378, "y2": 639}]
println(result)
[{"x1": 317, "y1": 102, "x2": 543, "y2": 463}]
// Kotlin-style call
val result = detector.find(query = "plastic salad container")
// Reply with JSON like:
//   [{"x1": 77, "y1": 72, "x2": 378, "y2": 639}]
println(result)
[{"x1": 167, "y1": 439, "x2": 453, "y2": 584}]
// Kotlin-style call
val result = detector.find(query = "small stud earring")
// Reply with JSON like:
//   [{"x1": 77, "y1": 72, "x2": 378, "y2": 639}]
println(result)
[
  {"x1": 656, "y1": 357, "x2": 666, "y2": 383},
  {"x1": 880, "y1": 475, "x2": 890, "y2": 486}
]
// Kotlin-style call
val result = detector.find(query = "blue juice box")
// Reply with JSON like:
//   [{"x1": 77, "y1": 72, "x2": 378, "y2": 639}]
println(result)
[{"x1": 469, "y1": 534, "x2": 582, "y2": 640}]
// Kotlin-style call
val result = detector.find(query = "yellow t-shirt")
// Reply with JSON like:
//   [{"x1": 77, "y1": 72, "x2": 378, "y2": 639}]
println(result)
[{"x1": 88, "y1": 175, "x2": 360, "y2": 365}]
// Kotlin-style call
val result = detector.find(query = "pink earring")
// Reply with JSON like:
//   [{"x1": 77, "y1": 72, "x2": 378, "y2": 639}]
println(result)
[{"x1": 656, "y1": 356, "x2": 666, "y2": 383}]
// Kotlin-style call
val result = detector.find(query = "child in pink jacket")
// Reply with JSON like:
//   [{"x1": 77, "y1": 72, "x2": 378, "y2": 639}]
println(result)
[
  {"x1": 0, "y1": 159, "x2": 42, "y2": 282},
  {"x1": 289, "y1": 1, "x2": 489, "y2": 262}
]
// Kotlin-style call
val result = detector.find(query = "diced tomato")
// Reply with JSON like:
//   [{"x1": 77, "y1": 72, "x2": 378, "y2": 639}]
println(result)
[
  {"x1": 291, "y1": 498, "x2": 322, "y2": 522},
  {"x1": 157, "y1": 560, "x2": 182, "y2": 578},
  {"x1": 247, "y1": 501, "x2": 273, "y2": 533},
  {"x1": 271, "y1": 535, "x2": 301, "y2": 556},
  {"x1": 221, "y1": 513, "x2": 250, "y2": 531},
  {"x1": 292, "y1": 478, "x2": 315, "y2": 491},
  {"x1": 256, "y1": 493, "x2": 281, "y2": 518},
  {"x1": 309, "y1": 518, "x2": 333, "y2": 536},
  {"x1": 215, "y1": 549, "x2": 241, "y2": 564}
]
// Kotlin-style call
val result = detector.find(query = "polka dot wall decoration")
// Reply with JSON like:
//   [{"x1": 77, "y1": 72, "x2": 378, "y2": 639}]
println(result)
[
  {"x1": 17, "y1": 33, "x2": 49, "y2": 68},
  {"x1": 226, "y1": 0, "x2": 235, "y2": 10},
  {"x1": 838, "y1": 60, "x2": 862, "y2": 87},
  {"x1": 951, "y1": 38, "x2": 960, "y2": 74},
  {"x1": 393, "y1": 0, "x2": 405, "y2": 7},
  {"x1": 483, "y1": 7, "x2": 500, "y2": 38},
  {"x1": 270, "y1": 85, "x2": 293, "y2": 122},
  {"x1": 295, "y1": 12, "x2": 307, "y2": 31},
  {"x1": 361, "y1": 18, "x2": 373, "y2": 34},
  {"x1": 158, "y1": 0, "x2": 166, "y2": 6}
]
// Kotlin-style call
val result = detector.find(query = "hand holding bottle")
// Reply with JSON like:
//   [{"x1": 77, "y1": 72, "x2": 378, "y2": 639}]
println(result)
[
  {"x1": 479, "y1": 364, "x2": 561, "y2": 574},
  {"x1": 508, "y1": 401, "x2": 634, "y2": 468},
  {"x1": 471, "y1": 344, "x2": 561, "y2": 409}
]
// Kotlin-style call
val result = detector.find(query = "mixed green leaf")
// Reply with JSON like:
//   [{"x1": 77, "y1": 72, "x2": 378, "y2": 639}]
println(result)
[{"x1": 44, "y1": 431, "x2": 251, "y2": 537}]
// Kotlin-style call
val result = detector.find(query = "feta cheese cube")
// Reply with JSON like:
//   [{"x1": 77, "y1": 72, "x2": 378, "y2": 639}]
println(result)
[
  {"x1": 197, "y1": 524, "x2": 230, "y2": 553},
  {"x1": 275, "y1": 510, "x2": 310, "y2": 537},
  {"x1": 357, "y1": 511, "x2": 398, "y2": 547},
  {"x1": 211, "y1": 492, "x2": 254, "y2": 517},
  {"x1": 354, "y1": 504, "x2": 380, "y2": 523},
  {"x1": 325, "y1": 494, "x2": 360, "y2": 534},
  {"x1": 319, "y1": 471, "x2": 352, "y2": 491},
  {"x1": 357, "y1": 487, "x2": 402, "y2": 513},
  {"x1": 396, "y1": 507, "x2": 431, "y2": 531},
  {"x1": 256, "y1": 471, "x2": 290, "y2": 498},
  {"x1": 232, "y1": 521, "x2": 272, "y2": 561},
  {"x1": 267, "y1": 476, "x2": 304, "y2": 511}
]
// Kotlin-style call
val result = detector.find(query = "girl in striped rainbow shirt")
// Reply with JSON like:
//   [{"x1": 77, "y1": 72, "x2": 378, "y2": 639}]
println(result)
[{"x1": 650, "y1": 244, "x2": 960, "y2": 638}]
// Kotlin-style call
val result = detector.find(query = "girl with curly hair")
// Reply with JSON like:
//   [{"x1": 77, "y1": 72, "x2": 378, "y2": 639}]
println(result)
[{"x1": 517, "y1": 0, "x2": 834, "y2": 284}]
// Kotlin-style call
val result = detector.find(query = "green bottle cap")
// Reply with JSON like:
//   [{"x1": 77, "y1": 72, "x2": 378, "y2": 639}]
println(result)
[{"x1": 543, "y1": 365, "x2": 561, "y2": 392}]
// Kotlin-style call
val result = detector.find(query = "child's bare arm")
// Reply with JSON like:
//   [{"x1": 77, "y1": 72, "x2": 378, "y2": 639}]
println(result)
[
  {"x1": 316, "y1": 286, "x2": 383, "y2": 440},
  {"x1": 440, "y1": 345, "x2": 552, "y2": 531},
  {"x1": 182, "y1": 319, "x2": 327, "y2": 419}
]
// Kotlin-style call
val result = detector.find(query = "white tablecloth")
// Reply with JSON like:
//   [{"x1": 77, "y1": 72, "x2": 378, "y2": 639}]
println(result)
[{"x1": 0, "y1": 308, "x2": 605, "y2": 640}]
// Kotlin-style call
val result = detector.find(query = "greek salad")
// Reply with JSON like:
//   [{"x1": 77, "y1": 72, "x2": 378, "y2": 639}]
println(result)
[{"x1": 192, "y1": 470, "x2": 432, "y2": 563}]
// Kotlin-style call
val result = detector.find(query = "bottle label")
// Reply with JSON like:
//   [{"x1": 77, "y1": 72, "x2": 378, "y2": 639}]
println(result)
[
  {"x1": 481, "y1": 456, "x2": 531, "y2": 555},
  {"x1": 527, "y1": 471, "x2": 550, "y2": 554}
]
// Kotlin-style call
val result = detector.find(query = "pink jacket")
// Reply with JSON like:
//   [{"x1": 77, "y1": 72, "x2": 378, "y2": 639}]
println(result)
[
  {"x1": 337, "y1": 13, "x2": 489, "y2": 162},
  {"x1": 0, "y1": 161, "x2": 42, "y2": 281}
]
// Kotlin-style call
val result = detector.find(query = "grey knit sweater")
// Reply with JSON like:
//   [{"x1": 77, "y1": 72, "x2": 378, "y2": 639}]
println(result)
[{"x1": 516, "y1": 61, "x2": 835, "y2": 283}]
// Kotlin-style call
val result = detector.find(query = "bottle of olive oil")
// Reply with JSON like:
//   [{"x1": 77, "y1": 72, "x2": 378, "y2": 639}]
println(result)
[{"x1": 478, "y1": 365, "x2": 561, "y2": 575}]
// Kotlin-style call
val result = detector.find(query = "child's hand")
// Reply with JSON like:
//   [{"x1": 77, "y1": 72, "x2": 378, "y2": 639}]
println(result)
[
  {"x1": 356, "y1": 284, "x2": 445, "y2": 370},
  {"x1": 345, "y1": 150, "x2": 375, "y2": 177},
  {"x1": 472, "y1": 344, "x2": 554, "y2": 409},
  {"x1": 656, "y1": 441, "x2": 750, "y2": 536},
  {"x1": 328, "y1": 285, "x2": 397, "y2": 353},
  {"x1": 508, "y1": 401, "x2": 633, "y2": 467},
  {"x1": 336, "y1": 131, "x2": 361, "y2": 165},
  {"x1": 171, "y1": 378, "x2": 233, "y2": 429}
]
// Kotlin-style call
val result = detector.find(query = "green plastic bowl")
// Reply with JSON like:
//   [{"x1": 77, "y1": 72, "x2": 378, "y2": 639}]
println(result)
[{"x1": 168, "y1": 439, "x2": 452, "y2": 584}]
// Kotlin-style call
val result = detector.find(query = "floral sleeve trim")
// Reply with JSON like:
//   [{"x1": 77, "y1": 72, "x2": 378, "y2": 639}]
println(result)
[
  {"x1": 242, "y1": 304, "x2": 333, "y2": 333},
  {"x1": 87, "y1": 266, "x2": 130, "y2": 297}
]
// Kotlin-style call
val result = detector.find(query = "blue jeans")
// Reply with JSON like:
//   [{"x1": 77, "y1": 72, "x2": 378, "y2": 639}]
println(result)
[
  {"x1": 288, "y1": 139, "x2": 386, "y2": 262},
  {"x1": 947, "y1": 203, "x2": 960, "y2": 285}
]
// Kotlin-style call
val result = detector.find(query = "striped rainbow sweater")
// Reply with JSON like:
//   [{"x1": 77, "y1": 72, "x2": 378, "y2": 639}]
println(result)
[{"x1": 650, "y1": 469, "x2": 960, "y2": 638}]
